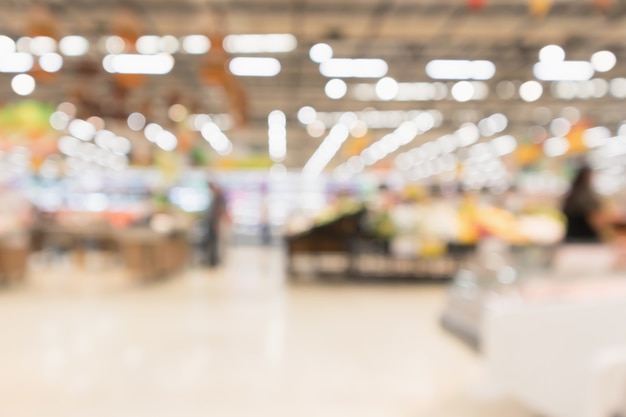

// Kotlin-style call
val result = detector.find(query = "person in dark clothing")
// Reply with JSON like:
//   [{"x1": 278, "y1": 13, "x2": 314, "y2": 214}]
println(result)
[
  {"x1": 561, "y1": 166, "x2": 605, "y2": 243},
  {"x1": 203, "y1": 181, "x2": 227, "y2": 267}
]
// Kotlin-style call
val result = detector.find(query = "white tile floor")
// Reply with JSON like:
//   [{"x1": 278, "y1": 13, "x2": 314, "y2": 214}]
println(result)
[{"x1": 0, "y1": 246, "x2": 533, "y2": 417}]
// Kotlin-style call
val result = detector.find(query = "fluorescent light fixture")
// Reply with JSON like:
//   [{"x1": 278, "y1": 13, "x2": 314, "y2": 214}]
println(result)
[
  {"x1": 543, "y1": 136, "x2": 569, "y2": 157},
  {"x1": 11, "y1": 74, "x2": 35, "y2": 96},
  {"x1": 491, "y1": 135, "x2": 517, "y2": 156},
  {"x1": 159, "y1": 36, "x2": 180, "y2": 54},
  {"x1": 0, "y1": 53, "x2": 34, "y2": 72},
  {"x1": 223, "y1": 34, "x2": 297, "y2": 53},
  {"x1": 59, "y1": 36, "x2": 89, "y2": 56},
  {"x1": 309, "y1": 43, "x2": 333, "y2": 63},
  {"x1": 302, "y1": 124, "x2": 350, "y2": 177},
  {"x1": 136, "y1": 36, "x2": 161, "y2": 55},
  {"x1": 539, "y1": 45, "x2": 565, "y2": 63},
  {"x1": 297, "y1": 106, "x2": 317, "y2": 125},
  {"x1": 30, "y1": 36, "x2": 56, "y2": 55},
  {"x1": 583, "y1": 126, "x2": 611, "y2": 148},
  {"x1": 451, "y1": 81, "x2": 475, "y2": 102},
  {"x1": 591, "y1": 50, "x2": 616, "y2": 73},
  {"x1": 156, "y1": 130, "x2": 178, "y2": 151},
  {"x1": 39, "y1": 53, "x2": 63, "y2": 72},
  {"x1": 201, "y1": 122, "x2": 233, "y2": 155},
  {"x1": 519, "y1": 81, "x2": 543, "y2": 102},
  {"x1": 425, "y1": 60, "x2": 495, "y2": 80},
  {"x1": 533, "y1": 61, "x2": 594, "y2": 81},
  {"x1": 229, "y1": 57, "x2": 281, "y2": 76},
  {"x1": 69, "y1": 119, "x2": 96, "y2": 141},
  {"x1": 102, "y1": 53, "x2": 174, "y2": 74},
  {"x1": 269, "y1": 110, "x2": 287, "y2": 162},
  {"x1": 376, "y1": 77, "x2": 398, "y2": 100},
  {"x1": 319, "y1": 58, "x2": 388, "y2": 78},
  {"x1": 0, "y1": 35, "x2": 16, "y2": 55},
  {"x1": 325, "y1": 79, "x2": 347, "y2": 99},
  {"x1": 182, "y1": 35, "x2": 210, "y2": 54}
]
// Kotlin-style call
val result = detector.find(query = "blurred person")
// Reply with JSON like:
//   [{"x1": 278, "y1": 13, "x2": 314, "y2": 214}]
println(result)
[
  {"x1": 561, "y1": 165, "x2": 618, "y2": 243},
  {"x1": 201, "y1": 181, "x2": 228, "y2": 267}
]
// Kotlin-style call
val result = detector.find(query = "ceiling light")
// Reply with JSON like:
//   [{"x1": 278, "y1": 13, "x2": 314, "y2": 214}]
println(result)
[
  {"x1": 307, "y1": 120, "x2": 326, "y2": 137},
  {"x1": 168, "y1": 104, "x2": 188, "y2": 122},
  {"x1": 375, "y1": 77, "x2": 398, "y2": 100},
  {"x1": 519, "y1": 81, "x2": 543, "y2": 102},
  {"x1": 159, "y1": 36, "x2": 180, "y2": 54},
  {"x1": 533, "y1": 61, "x2": 594, "y2": 81},
  {"x1": 451, "y1": 81, "x2": 475, "y2": 102},
  {"x1": 136, "y1": 36, "x2": 161, "y2": 55},
  {"x1": 182, "y1": 35, "x2": 210, "y2": 54},
  {"x1": 102, "y1": 53, "x2": 174, "y2": 74},
  {"x1": 455, "y1": 123, "x2": 480, "y2": 147},
  {"x1": 30, "y1": 36, "x2": 56, "y2": 55},
  {"x1": 539, "y1": 45, "x2": 565, "y2": 63},
  {"x1": 49, "y1": 111, "x2": 70, "y2": 131},
  {"x1": 223, "y1": 34, "x2": 297, "y2": 53},
  {"x1": 325, "y1": 79, "x2": 347, "y2": 99},
  {"x1": 68, "y1": 119, "x2": 96, "y2": 141},
  {"x1": 156, "y1": 130, "x2": 178, "y2": 151},
  {"x1": 11, "y1": 74, "x2": 35, "y2": 96},
  {"x1": 229, "y1": 57, "x2": 281, "y2": 77},
  {"x1": 0, "y1": 36, "x2": 15, "y2": 55},
  {"x1": 268, "y1": 110, "x2": 287, "y2": 126},
  {"x1": 59, "y1": 36, "x2": 89, "y2": 56},
  {"x1": 302, "y1": 124, "x2": 350, "y2": 177},
  {"x1": 351, "y1": 120, "x2": 368, "y2": 138},
  {"x1": 550, "y1": 117, "x2": 571, "y2": 137},
  {"x1": 105, "y1": 36, "x2": 126, "y2": 54},
  {"x1": 309, "y1": 43, "x2": 333, "y2": 63},
  {"x1": 543, "y1": 136, "x2": 569, "y2": 157},
  {"x1": 297, "y1": 106, "x2": 317, "y2": 125},
  {"x1": 591, "y1": 78, "x2": 609, "y2": 98},
  {"x1": 319, "y1": 58, "x2": 388, "y2": 78},
  {"x1": 0, "y1": 53, "x2": 34, "y2": 73},
  {"x1": 95, "y1": 130, "x2": 115, "y2": 150},
  {"x1": 491, "y1": 135, "x2": 517, "y2": 156},
  {"x1": 16, "y1": 37, "x2": 31, "y2": 53},
  {"x1": 583, "y1": 126, "x2": 611, "y2": 148},
  {"x1": 591, "y1": 50, "x2": 616, "y2": 73},
  {"x1": 128, "y1": 112, "x2": 146, "y2": 131},
  {"x1": 425, "y1": 60, "x2": 495, "y2": 80},
  {"x1": 144, "y1": 123, "x2": 162, "y2": 142},
  {"x1": 610, "y1": 78, "x2": 626, "y2": 98},
  {"x1": 39, "y1": 53, "x2": 63, "y2": 72}
]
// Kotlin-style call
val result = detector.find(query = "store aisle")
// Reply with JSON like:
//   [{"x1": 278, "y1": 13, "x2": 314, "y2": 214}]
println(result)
[{"x1": 0, "y1": 246, "x2": 531, "y2": 417}]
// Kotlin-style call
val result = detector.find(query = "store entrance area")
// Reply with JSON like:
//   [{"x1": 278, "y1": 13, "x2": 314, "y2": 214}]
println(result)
[{"x1": 0, "y1": 245, "x2": 530, "y2": 417}]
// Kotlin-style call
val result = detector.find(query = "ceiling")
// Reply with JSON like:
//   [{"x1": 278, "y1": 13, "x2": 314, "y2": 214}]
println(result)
[{"x1": 2, "y1": 0, "x2": 626, "y2": 170}]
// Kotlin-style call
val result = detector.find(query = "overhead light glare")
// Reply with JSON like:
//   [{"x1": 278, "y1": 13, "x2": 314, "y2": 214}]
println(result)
[
  {"x1": 102, "y1": 53, "x2": 174, "y2": 74},
  {"x1": 319, "y1": 58, "x2": 388, "y2": 78},
  {"x1": 309, "y1": 43, "x2": 333, "y2": 63},
  {"x1": 425, "y1": 60, "x2": 495, "y2": 80},
  {"x1": 533, "y1": 61, "x2": 594, "y2": 81},
  {"x1": 0, "y1": 53, "x2": 34, "y2": 73},
  {"x1": 39, "y1": 53, "x2": 63, "y2": 72},
  {"x1": 539, "y1": 45, "x2": 565, "y2": 63},
  {"x1": 229, "y1": 57, "x2": 281, "y2": 77},
  {"x1": 591, "y1": 50, "x2": 616, "y2": 73},
  {"x1": 182, "y1": 35, "x2": 210, "y2": 54},
  {"x1": 11, "y1": 74, "x2": 35, "y2": 96},
  {"x1": 325, "y1": 79, "x2": 347, "y2": 99},
  {"x1": 223, "y1": 34, "x2": 297, "y2": 53},
  {"x1": 59, "y1": 36, "x2": 89, "y2": 56}
]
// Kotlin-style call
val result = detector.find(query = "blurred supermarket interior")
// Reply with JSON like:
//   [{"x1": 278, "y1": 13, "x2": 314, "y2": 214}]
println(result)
[{"x1": 3, "y1": 0, "x2": 626, "y2": 416}]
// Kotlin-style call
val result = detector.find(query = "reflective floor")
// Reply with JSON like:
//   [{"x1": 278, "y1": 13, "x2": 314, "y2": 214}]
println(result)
[{"x1": 0, "y1": 246, "x2": 532, "y2": 417}]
